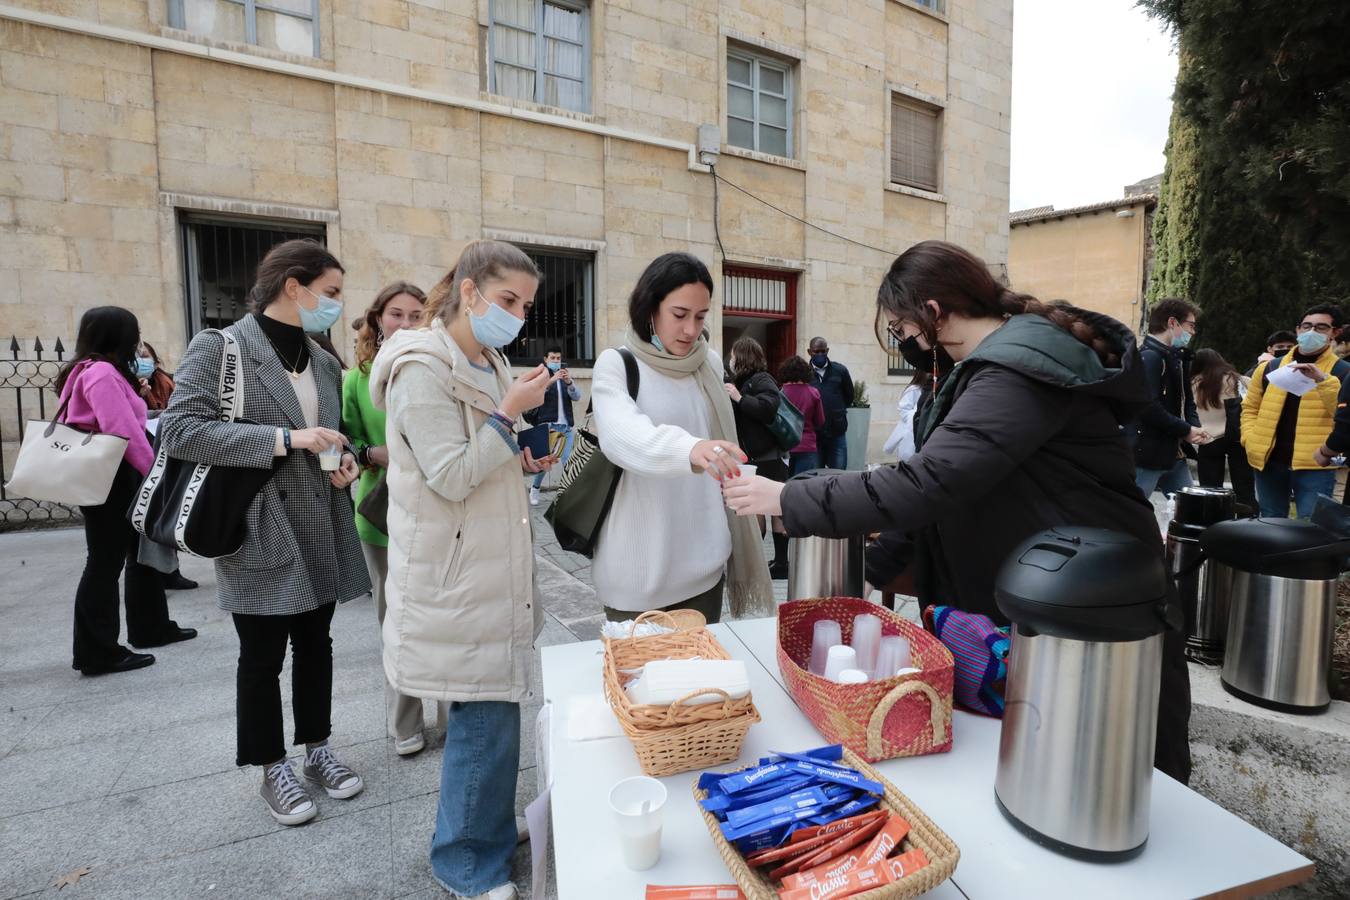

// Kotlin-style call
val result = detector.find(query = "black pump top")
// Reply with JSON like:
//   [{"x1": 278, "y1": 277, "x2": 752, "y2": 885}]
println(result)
[
  {"x1": 994, "y1": 526, "x2": 1173, "y2": 642},
  {"x1": 1199, "y1": 518, "x2": 1350, "y2": 580}
]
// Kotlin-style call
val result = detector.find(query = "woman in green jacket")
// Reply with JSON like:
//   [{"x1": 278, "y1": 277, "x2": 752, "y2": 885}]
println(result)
[{"x1": 342, "y1": 280, "x2": 428, "y2": 756}]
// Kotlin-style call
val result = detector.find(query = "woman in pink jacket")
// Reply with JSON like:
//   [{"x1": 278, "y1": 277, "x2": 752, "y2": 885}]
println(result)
[{"x1": 56, "y1": 306, "x2": 196, "y2": 676}]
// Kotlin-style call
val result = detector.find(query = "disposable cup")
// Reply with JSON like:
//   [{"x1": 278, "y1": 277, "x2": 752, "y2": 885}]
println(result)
[
  {"x1": 809, "y1": 619, "x2": 843, "y2": 676},
  {"x1": 851, "y1": 614, "x2": 882, "y2": 678},
  {"x1": 732, "y1": 464, "x2": 757, "y2": 483},
  {"x1": 318, "y1": 443, "x2": 342, "y2": 472},
  {"x1": 837, "y1": 668, "x2": 869, "y2": 684},
  {"x1": 873, "y1": 635, "x2": 912, "y2": 681},
  {"x1": 822, "y1": 644, "x2": 858, "y2": 682},
  {"x1": 609, "y1": 776, "x2": 667, "y2": 871}
]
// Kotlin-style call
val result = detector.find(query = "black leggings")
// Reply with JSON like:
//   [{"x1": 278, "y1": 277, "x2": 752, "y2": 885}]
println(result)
[
  {"x1": 232, "y1": 602, "x2": 336, "y2": 767},
  {"x1": 1196, "y1": 432, "x2": 1257, "y2": 512},
  {"x1": 73, "y1": 462, "x2": 173, "y2": 668}
]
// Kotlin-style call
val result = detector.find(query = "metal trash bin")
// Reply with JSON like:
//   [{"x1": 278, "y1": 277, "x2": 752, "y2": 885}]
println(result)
[{"x1": 1165, "y1": 486, "x2": 1236, "y2": 664}]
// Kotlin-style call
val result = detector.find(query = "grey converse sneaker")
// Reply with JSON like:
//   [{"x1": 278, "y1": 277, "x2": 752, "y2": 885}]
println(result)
[
  {"x1": 261, "y1": 760, "x2": 318, "y2": 826},
  {"x1": 302, "y1": 742, "x2": 364, "y2": 799}
]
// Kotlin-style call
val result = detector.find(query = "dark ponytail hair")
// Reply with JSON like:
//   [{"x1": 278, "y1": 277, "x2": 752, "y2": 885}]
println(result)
[
  {"x1": 876, "y1": 240, "x2": 1120, "y2": 367},
  {"x1": 55, "y1": 306, "x2": 142, "y2": 394},
  {"x1": 250, "y1": 238, "x2": 345, "y2": 313}
]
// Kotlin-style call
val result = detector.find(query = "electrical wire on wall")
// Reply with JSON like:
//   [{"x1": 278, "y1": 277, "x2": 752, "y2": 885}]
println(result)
[{"x1": 707, "y1": 168, "x2": 899, "y2": 261}]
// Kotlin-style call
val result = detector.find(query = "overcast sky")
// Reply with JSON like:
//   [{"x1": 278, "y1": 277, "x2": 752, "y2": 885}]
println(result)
[{"x1": 1009, "y1": 0, "x2": 1179, "y2": 212}]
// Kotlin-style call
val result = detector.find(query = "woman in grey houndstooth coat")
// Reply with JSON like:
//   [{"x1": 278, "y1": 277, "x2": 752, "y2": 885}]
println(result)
[{"x1": 159, "y1": 239, "x2": 371, "y2": 828}]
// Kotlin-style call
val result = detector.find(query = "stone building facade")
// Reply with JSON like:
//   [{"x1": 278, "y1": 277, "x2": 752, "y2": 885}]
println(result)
[{"x1": 0, "y1": 0, "x2": 1012, "y2": 461}]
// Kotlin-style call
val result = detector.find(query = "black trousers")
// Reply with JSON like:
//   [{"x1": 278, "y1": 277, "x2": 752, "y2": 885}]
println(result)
[
  {"x1": 73, "y1": 462, "x2": 173, "y2": 669},
  {"x1": 1196, "y1": 432, "x2": 1257, "y2": 512},
  {"x1": 232, "y1": 602, "x2": 336, "y2": 767}
]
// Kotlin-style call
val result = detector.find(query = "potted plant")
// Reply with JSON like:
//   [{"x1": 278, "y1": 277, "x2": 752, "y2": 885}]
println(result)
[{"x1": 845, "y1": 380, "x2": 871, "y2": 470}]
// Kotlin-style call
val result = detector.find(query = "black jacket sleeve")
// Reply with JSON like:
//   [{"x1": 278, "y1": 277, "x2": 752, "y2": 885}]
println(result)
[
  {"x1": 838, "y1": 363, "x2": 855, "y2": 411},
  {"x1": 1136, "y1": 347, "x2": 1193, "y2": 438},
  {"x1": 1325, "y1": 377, "x2": 1350, "y2": 454},
  {"x1": 781, "y1": 365, "x2": 1071, "y2": 538},
  {"x1": 736, "y1": 372, "x2": 780, "y2": 426}
]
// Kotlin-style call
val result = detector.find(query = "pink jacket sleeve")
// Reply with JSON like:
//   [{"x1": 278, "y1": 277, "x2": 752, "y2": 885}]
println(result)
[
  {"x1": 82, "y1": 367, "x2": 155, "y2": 476},
  {"x1": 809, "y1": 386, "x2": 825, "y2": 430}
]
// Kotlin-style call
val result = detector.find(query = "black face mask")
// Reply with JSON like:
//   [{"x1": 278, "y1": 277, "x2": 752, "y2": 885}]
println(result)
[{"x1": 897, "y1": 334, "x2": 955, "y2": 375}]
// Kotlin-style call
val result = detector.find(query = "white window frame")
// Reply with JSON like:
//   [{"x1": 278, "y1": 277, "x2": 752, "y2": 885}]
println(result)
[
  {"x1": 726, "y1": 47, "x2": 794, "y2": 159},
  {"x1": 168, "y1": 0, "x2": 321, "y2": 58},
  {"x1": 488, "y1": 0, "x2": 592, "y2": 114}
]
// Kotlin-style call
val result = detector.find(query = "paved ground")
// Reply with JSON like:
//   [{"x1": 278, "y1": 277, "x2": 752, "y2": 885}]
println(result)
[{"x1": 2, "y1": 493, "x2": 909, "y2": 900}]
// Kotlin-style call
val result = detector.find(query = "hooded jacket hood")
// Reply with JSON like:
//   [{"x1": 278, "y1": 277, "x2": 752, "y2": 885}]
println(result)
[
  {"x1": 957, "y1": 308, "x2": 1149, "y2": 424},
  {"x1": 369, "y1": 322, "x2": 507, "y2": 412}
]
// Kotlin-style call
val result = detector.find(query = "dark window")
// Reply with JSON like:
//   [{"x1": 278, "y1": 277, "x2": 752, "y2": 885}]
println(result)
[
  {"x1": 180, "y1": 214, "x2": 326, "y2": 337},
  {"x1": 505, "y1": 247, "x2": 595, "y2": 366},
  {"x1": 887, "y1": 331, "x2": 915, "y2": 377}
]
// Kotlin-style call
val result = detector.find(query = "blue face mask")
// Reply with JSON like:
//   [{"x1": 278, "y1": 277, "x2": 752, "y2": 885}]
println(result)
[
  {"x1": 1297, "y1": 330, "x2": 1329, "y2": 355},
  {"x1": 134, "y1": 357, "x2": 155, "y2": 379},
  {"x1": 469, "y1": 287, "x2": 525, "y2": 348},
  {"x1": 1171, "y1": 330, "x2": 1192, "y2": 349},
  {"x1": 545, "y1": 361, "x2": 561, "y2": 373},
  {"x1": 811, "y1": 353, "x2": 829, "y2": 368},
  {"x1": 298, "y1": 286, "x2": 344, "y2": 334}
]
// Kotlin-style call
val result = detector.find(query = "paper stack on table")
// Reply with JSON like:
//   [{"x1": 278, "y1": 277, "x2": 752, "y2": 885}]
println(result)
[{"x1": 1267, "y1": 363, "x2": 1317, "y2": 397}]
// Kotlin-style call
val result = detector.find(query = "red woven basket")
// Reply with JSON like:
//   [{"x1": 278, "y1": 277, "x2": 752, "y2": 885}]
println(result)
[{"x1": 778, "y1": 597, "x2": 955, "y2": 763}]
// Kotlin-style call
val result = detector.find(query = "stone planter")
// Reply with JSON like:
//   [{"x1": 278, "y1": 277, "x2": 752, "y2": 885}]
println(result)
[{"x1": 845, "y1": 407, "x2": 872, "y2": 470}]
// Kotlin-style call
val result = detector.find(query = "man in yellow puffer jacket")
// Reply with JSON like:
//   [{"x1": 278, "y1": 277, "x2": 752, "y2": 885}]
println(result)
[{"x1": 1241, "y1": 304, "x2": 1350, "y2": 518}]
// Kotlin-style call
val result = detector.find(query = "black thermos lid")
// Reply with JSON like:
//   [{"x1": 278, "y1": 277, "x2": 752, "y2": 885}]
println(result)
[
  {"x1": 995, "y1": 526, "x2": 1172, "y2": 642},
  {"x1": 1199, "y1": 518, "x2": 1350, "y2": 580}
]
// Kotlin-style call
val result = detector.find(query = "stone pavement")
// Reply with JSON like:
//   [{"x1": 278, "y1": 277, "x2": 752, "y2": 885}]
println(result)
[{"x1": 2, "y1": 494, "x2": 907, "y2": 900}]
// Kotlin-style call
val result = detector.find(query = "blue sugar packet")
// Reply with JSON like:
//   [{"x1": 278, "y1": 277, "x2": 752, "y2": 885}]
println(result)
[
  {"x1": 718, "y1": 761, "x2": 795, "y2": 795},
  {"x1": 720, "y1": 802, "x2": 825, "y2": 842},
  {"x1": 724, "y1": 787, "x2": 830, "y2": 829},
  {"x1": 786, "y1": 760, "x2": 885, "y2": 795},
  {"x1": 732, "y1": 822, "x2": 793, "y2": 854},
  {"x1": 813, "y1": 794, "x2": 882, "y2": 824},
  {"x1": 700, "y1": 774, "x2": 815, "y2": 816},
  {"x1": 768, "y1": 745, "x2": 845, "y2": 765}
]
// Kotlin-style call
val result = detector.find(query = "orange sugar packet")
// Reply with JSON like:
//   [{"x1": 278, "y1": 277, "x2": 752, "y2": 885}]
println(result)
[
  {"x1": 769, "y1": 814, "x2": 887, "y2": 881},
  {"x1": 781, "y1": 814, "x2": 911, "y2": 891},
  {"x1": 786, "y1": 809, "x2": 888, "y2": 845},
  {"x1": 777, "y1": 847, "x2": 930, "y2": 900},
  {"x1": 743, "y1": 811, "x2": 886, "y2": 868},
  {"x1": 881, "y1": 848, "x2": 930, "y2": 882},
  {"x1": 645, "y1": 887, "x2": 747, "y2": 900}
]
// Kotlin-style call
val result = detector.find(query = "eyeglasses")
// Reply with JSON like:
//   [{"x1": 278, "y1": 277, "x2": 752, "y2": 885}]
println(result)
[
  {"x1": 1177, "y1": 319, "x2": 1198, "y2": 334},
  {"x1": 1298, "y1": 322, "x2": 1335, "y2": 334},
  {"x1": 886, "y1": 321, "x2": 907, "y2": 344}
]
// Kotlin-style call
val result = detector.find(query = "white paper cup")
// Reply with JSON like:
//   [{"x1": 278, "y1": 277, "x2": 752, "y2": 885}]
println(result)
[
  {"x1": 609, "y1": 776, "x2": 667, "y2": 870},
  {"x1": 731, "y1": 463, "x2": 757, "y2": 484},
  {"x1": 318, "y1": 443, "x2": 342, "y2": 471}
]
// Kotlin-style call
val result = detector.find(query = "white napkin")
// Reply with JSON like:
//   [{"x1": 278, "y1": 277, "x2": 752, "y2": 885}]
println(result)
[
  {"x1": 625, "y1": 659, "x2": 751, "y2": 706},
  {"x1": 1267, "y1": 363, "x2": 1317, "y2": 397},
  {"x1": 565, "y1": 693, "x2": 625, "y2": 741}
]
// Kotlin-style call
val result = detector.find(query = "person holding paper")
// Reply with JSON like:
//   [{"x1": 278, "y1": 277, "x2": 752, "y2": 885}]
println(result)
[
  {"x1": 1131, "y1": 298, "x2": 1207, "y2": 499},
  {"x1": 1242, "y1": 304, "x2": 1349, "y2": 518}
]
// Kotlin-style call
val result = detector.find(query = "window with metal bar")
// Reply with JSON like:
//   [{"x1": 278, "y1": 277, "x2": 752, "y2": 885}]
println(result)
[
  {"x1": 168, "y1": 0, "x2": 321, "y2": 58},
  {"x1": 886, "y1": 331, "x2": 915, "y2": 377},
  {"x1": 489, "y1": 0, "x2": 590, "y2": 113},
  {"x1": 180, "y1": 214, "x2": 326, "y2": 336},
  {"x1": 727, "y1": 47, "x2": 793, "y2": 158},
  {"x1": 890, "y1": 94, "x2": 942, "y2": 192},
  {"x1": 503, "y1": 247, "x2": 595, "y2": 366}
]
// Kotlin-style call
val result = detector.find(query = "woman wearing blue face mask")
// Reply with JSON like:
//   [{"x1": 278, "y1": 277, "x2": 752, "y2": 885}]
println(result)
[
  {"x1": 159, "y1": 238, "x2": 371, "y2": 828},
  {"x1": 372, "y1": 240, "x2": 557, "y2": 900}
]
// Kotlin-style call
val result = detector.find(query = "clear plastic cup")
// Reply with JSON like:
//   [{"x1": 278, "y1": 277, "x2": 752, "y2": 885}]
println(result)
[
  {"x1": 608, "y1": 776, "x2": 667, "y2": 870},
  {"x1": 809, "y1": 619, "x2": 843, "y2": 676},
  {"x1": 318, "y1": 443, "x2": 342, "y2": 471},
  {"x1": 823, "y1": 644, "x2": 858, "y2": 682},
  {"x1": 850, "y1": 614, "x2": 882, "y2": 678},
  {"x1": 873, "y1": 635, "x2": 912, "y2": 681}
]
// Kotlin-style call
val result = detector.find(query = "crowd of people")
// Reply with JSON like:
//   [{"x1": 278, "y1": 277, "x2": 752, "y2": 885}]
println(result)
[{"x1": 56, "y1": 231, "x2": 1350, "y2": 898}]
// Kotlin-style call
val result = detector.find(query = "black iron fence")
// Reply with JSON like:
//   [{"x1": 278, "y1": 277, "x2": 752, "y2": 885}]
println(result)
[{"x1": 0, "y1": 336, "x2": 81, "y2": 530}]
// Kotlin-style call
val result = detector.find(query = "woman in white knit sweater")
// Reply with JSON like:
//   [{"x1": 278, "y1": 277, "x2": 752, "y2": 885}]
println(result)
[{"x1": 591, "y1": 253, "x2": 775, "y2": 624}]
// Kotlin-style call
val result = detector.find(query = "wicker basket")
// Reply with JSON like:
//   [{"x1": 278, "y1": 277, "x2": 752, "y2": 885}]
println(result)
[
  {"x1": 693, "y1": 747, "x2": 960, "y2": 899},
  {"x1": 603, "y1": 610, "x2": 761, "y2": 777},
  {"x1": 778, "y1": 598, "x2": 955, "y2": 763}
]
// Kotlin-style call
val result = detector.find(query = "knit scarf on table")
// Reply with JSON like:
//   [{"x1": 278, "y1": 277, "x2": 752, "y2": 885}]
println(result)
[{"x1": 624, "y1": 328, "x2": 775, "y2": 619}]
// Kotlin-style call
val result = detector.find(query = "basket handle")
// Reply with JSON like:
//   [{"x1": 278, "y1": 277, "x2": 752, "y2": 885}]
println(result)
[
  {"x1": 866, "y1": 679, "x2": 946, "y2": 760},
  {"x1": 659, "y1": 688, "x2": 734, "y2": 725},
  {"x1": 626, "y1": 609, "x2": 682, "y2": 638}
]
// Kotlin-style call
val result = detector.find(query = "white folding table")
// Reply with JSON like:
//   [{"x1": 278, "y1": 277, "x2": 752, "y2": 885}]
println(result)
[{"x1": 542, "y1": 618, "x2": 1314, "y2": 899}]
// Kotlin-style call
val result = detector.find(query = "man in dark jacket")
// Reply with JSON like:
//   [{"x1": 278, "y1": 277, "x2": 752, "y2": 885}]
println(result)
[
  {"x1": 524, "y1": 346, "x2": 582, "y2": 506},
  {"x1": 808, "y1": 336, "x2": 854, "y2": 470},
  {"x1": 738, "y1": 309, "x2": 1191, "y2": 785},
  {"x1": 1132, "y1": 298, "x2": 1207, "y2": 499}
]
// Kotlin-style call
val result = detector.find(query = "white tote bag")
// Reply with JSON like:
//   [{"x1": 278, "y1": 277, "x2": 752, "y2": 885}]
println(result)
[{"x1": 4, "y1": 397, "x2": 129, "y2": 507}]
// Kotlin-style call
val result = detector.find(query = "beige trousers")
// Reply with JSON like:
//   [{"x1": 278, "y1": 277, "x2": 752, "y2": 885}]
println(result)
[{"x1": 362, "y1": 542, "x2": 428, "y2": 741}]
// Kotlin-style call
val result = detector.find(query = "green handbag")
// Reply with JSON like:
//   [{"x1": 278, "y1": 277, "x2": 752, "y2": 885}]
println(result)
[
  {"x1": 544, "y1": 349, "x2": 639, "y2": 557},
  {"x1": 767, "y1": 388, "x2": 805, "y2": 452}
]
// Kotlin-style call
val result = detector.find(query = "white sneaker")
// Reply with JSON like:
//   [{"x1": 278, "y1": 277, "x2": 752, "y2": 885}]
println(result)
[
  {"x1": 394, "y1": 732, "x2": 425, "y2": 757},
  {"x1": 529, "y1": 487, "x2": 540, "y2": 507},
  {"x1": 444, "y1": 883, "x2": 518, "y2": 900}
]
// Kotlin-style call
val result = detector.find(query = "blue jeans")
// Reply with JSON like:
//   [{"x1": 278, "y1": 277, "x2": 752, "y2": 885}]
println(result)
[
  {"x1": 789, "y1": 451, "x2": 820, "y2": 477},
  {"x1": 1254, "y1": 465, "x2": 1336, "y2": 519},
  {"x1": 532, "y1": 424, "x2": 576, "y2": 489},
  {"x1": 818, "y1": 434, "x2": 847, "y2": 470},
  {"x1": 1135, "y1": 458, "x2": 1192, "y2": 498},
  {"x1": 431, "y1": 701, "x2": 520, "y2": 896}
]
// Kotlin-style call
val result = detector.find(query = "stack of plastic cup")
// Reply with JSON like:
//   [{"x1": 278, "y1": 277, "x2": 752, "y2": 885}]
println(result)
[
  {"x1": 808, "y1": 619, "x2": 843, "y2": 676},
  {"x1": 850, "y1": 614, "x2": 882, "y2": 678},
  {"x1": 837, "y1": 669, "x2": 869, "y2": 684},
  {"x1": 873, "y1": 635, "x2": 912, "y2": 681},
  {"x1": 822, "y1": 644, "x2": 858, "y2": 682}
]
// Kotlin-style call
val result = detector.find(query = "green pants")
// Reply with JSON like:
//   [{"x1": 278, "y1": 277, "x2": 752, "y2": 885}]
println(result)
[{"x1": 603, "y1": 576, "x2": 726, "y2": 625}]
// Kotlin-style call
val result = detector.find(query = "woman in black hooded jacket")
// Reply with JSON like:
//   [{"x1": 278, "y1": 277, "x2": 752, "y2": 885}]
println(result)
[{"x1": 724, "y1": 240, "x2": 1192, "y2": 785}]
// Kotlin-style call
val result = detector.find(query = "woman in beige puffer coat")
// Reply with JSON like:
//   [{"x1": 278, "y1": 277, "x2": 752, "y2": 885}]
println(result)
[{"x1": 372, "y1": 240, "x2": 558, "y2": 900}]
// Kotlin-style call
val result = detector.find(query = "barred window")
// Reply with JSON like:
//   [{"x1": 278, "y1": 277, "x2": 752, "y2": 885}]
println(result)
[{"x1": 504, "y1": 247, "x2": 595, "y2": 366}]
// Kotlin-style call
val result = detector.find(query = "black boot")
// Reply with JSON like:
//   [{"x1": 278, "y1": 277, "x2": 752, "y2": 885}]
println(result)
[
  {"x1": 769, "y1": 533, "x2": 789, "y2": 580},
  {"x1": 163, "y1": 569, "x2": 199, "y2": 591}
]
